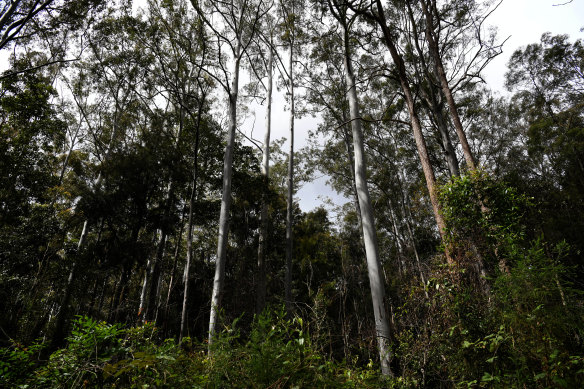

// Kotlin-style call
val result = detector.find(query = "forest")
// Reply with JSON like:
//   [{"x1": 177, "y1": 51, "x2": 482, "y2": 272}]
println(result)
[{"x1": 1, "y1": 0, "x2": 583, "y2": 387}]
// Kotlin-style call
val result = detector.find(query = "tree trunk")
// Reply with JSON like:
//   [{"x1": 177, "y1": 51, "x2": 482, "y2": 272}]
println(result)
[
  {"x1": 420, "y1": 0, "x2": 476, "y2": 171},
  {"x1": 343, "y1": 25, "x2": 393, "y2": 377},
  {"x1": 405, "y1": 0, "x2": 459, "y2": 178},
  {"x1": 257, "y1": 43, "x2": 273, "y2": 314},
  {"x1": 341, "y1": 119, "x2": 364, "y2": 231},
  {"x1": 162, "y1": 204, "x2": 185, "y2": 337},
  {"x1": 208, "y1": 39, "x2": 241, "y2": 346},
  {"x1": 285, "y1": 40, "x2": 295, "y2": 315},
  {"x1": 373, "y1": 0, "x2": 451, "y2": 262},
  {"x1": 429, "y1": 101, "x2": 460, "y2": 177},
  {"x1": 181, "y1": 95, "x2": 203, "y2": 343},
  {"x1": 147, "y1": 233, "x2": 167, "y2": 322}
]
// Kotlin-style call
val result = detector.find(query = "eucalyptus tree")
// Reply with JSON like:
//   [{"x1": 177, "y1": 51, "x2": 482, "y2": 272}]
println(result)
[
  {"x1": 415, "y1": 0, "x2": 503, "y2": 171},
  {"x1": 403, "y1": 1, "x2": 459, "y2": 177},
  {"x1": 188, "y1": 0, "x2": 270, "y2": 345},
  {"x1": 301, "y1": 20, "x2": 363, "y2": 231},
  {"x1": 125, "y1": 0, "x2": 212, "y2": 329},
  {"x1": 137, "y1": 0, "x2": 214, "y2": 340},
  {"x1": 275, "y1": 0, "x2": 306, "y2": 314},
  {"x1": 324, "y1": 0, "x2": 393, "y2": 376},
  {"x1": 254, "y1": 10, "x2": 276, "y2": 313},
  {"x1": 349, "y1": 0, "x2": 450, "y2": 261}
]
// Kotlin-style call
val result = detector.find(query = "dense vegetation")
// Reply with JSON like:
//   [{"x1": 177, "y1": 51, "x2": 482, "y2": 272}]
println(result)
[{"x1": 1, "y1": 0, "x2": 583, "y2": 387}]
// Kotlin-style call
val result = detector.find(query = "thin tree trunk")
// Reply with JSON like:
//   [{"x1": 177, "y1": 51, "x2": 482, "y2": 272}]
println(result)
[
  {"x1": 431, "y1": 103, "x2": 460, "y2": 177},
  {"x1": 208, "y1": 38, "x2": 241, "y2": 347},
  {"x1": 373, "y1": 0, "x2": 451, "y2": 262},
  {"x1": 405, "y1": 0, "x2": 459, "y2": 177},
  {"x1": 420, "y1": 0, "x2": 476, "y2": 171},
  {"x1": 388, "y1": 199, "x2": 406, "y2": 276},
  {"x1": 181, "y1": 95, "x2": 203, "y2": 343},
  {"x1": 162, "y1": 203, "x2": 186, "y2": 336},
  {"x1": 148, "y1": 235, "x2": 167, "y2": 322},
  {"x1": 138, "y1": 249, "x2": 153, "y2": 320},
  {"x1": 342, "y1": 24, "x2": 393, "y2": 377},
  {"x1": 285, "y1": 40, "x2": 295, "y2": 315},
  {"x1": 257, "y1": 43, "x2": 273, "y2": 314}
]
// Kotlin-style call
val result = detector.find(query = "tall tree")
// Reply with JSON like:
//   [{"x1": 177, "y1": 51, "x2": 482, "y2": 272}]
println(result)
[
  {"x1": 326, "y1": 0, "x2": 393, "y2": 375},
  {"x1": 189, "y1": 0, "x2": 269, "y2": 345},
  {"x1": 277, "y1": 0, "x2": 301, "y2": 314},
  {"x1": 355, "y1": 0, "x2": 451, "y2": 261},
  {"x1": 256, "y1": 28, "x2": 274, "y2": 313}
]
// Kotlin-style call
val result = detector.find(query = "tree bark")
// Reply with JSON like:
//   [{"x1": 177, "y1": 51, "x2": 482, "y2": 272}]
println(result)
[
  {"x1": 181, "y1": 94, "x2": 203, "y2": 343},
  {"x1": 208, "y1": 37, "x2": 241, "y2": 346},
  {"x1": 342, "y1": 22, "x2": 393, "y2": 377},
  {"x1": 256, "y1": 42, "x2": 273, "y2": 314},
  {"x1": 405, "y1": 0, "x2": 459, "y2": 177},
  {"x1": 419, "y1": 0, "x2": 476, "y2": 171},
  {"x1": 285, "y1": 39, "x2": 295, "y2": 315},
  {"x1": 372, "y1": 0, "x2": 451, "y2": 262}
]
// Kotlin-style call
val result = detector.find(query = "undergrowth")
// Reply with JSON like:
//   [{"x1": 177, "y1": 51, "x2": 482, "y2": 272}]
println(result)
[{"x1": 0, "y1": 309, "x2": 387, "y2": 388}]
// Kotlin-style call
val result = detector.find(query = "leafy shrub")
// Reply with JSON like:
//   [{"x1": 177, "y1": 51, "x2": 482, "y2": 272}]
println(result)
[
  {"x1": 422, "y1": 171, "x2": 584, "y2": 387},
  {"x1": 0, "y1": 339, "x2": 45, "y2": 387},
  {"x1": 34, "y1": 315, "x2": 124, "y2": 387},
  {"x1": 1, "y1": 310, "x2": 387, "y2": 388}
]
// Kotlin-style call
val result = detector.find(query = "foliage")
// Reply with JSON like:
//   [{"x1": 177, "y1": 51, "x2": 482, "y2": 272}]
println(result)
[
  {"x1": 388, "y1": 171, "x2": 584, "y2": 387},
  {"x1": 0, "y1": 311, "x2": 390, "y2": 388},
  {"x1": 438, "y1": 169, "x2": 532, "y2": 272}
]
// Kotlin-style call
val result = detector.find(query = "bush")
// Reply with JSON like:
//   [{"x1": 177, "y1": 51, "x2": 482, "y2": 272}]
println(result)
[
  {"x1": 421, "y1": 170, "x2": 584, "y2": 387},
  {"x1": 1, "y1": 310, "x2": 387, "y2": 388}
]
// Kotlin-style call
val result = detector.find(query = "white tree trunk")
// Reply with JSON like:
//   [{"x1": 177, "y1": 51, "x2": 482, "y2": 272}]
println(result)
[
  {"x1": 285, "y1": 42, "x2": 294, "y2": 314},
  {"x1": 343, "y1": 29, "x2": 392, "y2": 377},
  {"x1": 257, "y1": 44, "x2": 273, "y2": 314},
  {"x1": 181, "y1": 96, "x2": 203, "y2": 342},
  {"x1": 208, "y1": 40, "x2": 241, "y2": 346}
]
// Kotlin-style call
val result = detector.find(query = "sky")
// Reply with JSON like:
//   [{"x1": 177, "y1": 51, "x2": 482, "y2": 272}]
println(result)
[
  {"x1": 289, "y1": 0, "x2": 584, "y2": 215},
  {"x1": 482, "y1": 0, "x2": 584, "y2": 92},
  {"x1": 2, "y1": 0, "x2": 584, "y2": 218}
]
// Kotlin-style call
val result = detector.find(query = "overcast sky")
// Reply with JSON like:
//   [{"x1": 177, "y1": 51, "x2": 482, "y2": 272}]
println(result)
[
  {"x1": 482, "y1": 0, "x2": 584, "y2": 92},
  {"x1": 293, "y1": 0, "x2": 584, "y2": 215}
]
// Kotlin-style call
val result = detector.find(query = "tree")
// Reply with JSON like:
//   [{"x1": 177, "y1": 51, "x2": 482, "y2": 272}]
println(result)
[
  {"x1": 354, "y1": 0, "x2": 451, "y2": 261},
  {"x1": 325, "y1": 0, "x2": 393, "y2": 375},
  {"x1": 189, "y1": 0, "x2": 270, "y2": 345},
  {"x1": 276, "y1": 0, "x2": 304, "y2": 315}
]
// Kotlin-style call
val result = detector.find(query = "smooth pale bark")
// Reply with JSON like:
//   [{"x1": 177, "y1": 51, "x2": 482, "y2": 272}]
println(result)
[
  {"x1": 372, "y1": 0, "x2": 450, "y2": 262},
  {"x1": 256, "y1": 44, "x2": 273, "y2": 314},
  {"x1": 388, "y1": 199, "x2": 406, "y2": 276},
  {"x1": 147, "y1": 233, "x2": 167, "y2": 321},
  {"x1": 341, "y1": 117, "x2": 363, "y2": 231},
  {"x1": 138, "y1": 255, "x2": 152, "y2": 319},
  {"x1": 208, "y1": 38, "x2": 241, "y2": 345},
  {"x1": 285, "y1": 42, "x2": 295, "y2": 315},
  {"x1": 342, "y1": 26, "x2": 392, "y2": 377},
  {"x1": 419, "y1": 0, "x2": 476, "y2": 171}
]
